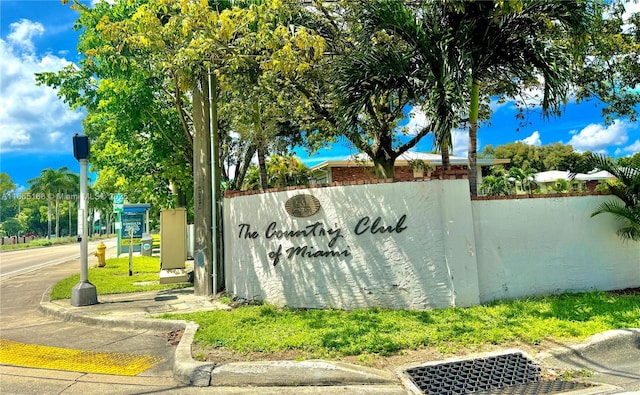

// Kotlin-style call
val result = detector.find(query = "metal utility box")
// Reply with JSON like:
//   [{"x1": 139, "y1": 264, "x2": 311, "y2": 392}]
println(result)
[{"x1": 160, "y1": 208, "x2": 187, "y2": 270}]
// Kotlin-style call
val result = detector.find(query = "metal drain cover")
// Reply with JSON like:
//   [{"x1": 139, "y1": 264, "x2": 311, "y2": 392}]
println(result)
[{"x1": 402, "y1": 350, "x2": 592, "y2": 395}]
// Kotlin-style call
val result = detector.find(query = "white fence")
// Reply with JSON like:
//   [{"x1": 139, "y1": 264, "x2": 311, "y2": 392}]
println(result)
[{"x1": 223, "y1": 180, "x2": 639, "y2": 310}]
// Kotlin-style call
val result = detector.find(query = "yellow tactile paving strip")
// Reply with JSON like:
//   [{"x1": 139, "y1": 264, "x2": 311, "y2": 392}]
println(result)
[{"x1": 0, "y1": 338, "x2": 163, "y2": 376}]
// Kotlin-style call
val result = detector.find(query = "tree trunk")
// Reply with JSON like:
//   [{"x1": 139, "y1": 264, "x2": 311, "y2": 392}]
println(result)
[
  {"x1": 257, "y1": 146, "x2": 269, "y2": 190},
  {"x1": 68, "y1": 201, "x2": 72, "y2": 237},
  {"x1": 441, "y1": 142, "x2": 451, "y2": 174},
  {"x1": 192, "y1": 74, "x2": 214, "y2": 296},
  {"x1": 468, "y1": 80, "x2": 480, "y2": 197},
  {"x1": 47, "y1": 197, "x2": 52, "y2": 239},
  {"x1": 106, "y1": 213, "x2": 112, "y2": 236},
  {"x1": 232, "y1": 144, "x2": 257, "y2": 190},
  {"x1": 372, "y1": 154, "x2": 396, "y2": 180},
  {"x1": 55, "y1": 196, "x2": 60, "y2": 238},
  {"x1": 171, "y1": 181, "x2": 187, "y2": 207},
  {"x1": 252, "y1": 100, "x2": 269, "y2": 190}
]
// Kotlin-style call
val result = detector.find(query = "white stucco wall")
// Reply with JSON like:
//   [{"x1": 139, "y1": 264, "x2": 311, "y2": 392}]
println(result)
[
  {"x1": 224, "y1": 182, "x2": 639, "y2": 310},
  {"x1": 472, "y1": 195, "x2": 640, "y2": 303},
  {"x1": 224, "y1": 180, "x2": 480, "y2": 310}
]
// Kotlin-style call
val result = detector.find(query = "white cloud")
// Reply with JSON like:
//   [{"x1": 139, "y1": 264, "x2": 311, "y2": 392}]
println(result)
[
  {"x1": 520, "y1": 131, "x2": 542, "y2": 146},
  {"x1": 404, "y1": 106, "x2": 430, "y2": 135},
  {"x1": 0, "y1": 20, "x2": 84, "y2": 154},
  {"x1": 614, "y1": 139, "x2": 640, "y2": 156},
  {"x1": 567, "y1": 119, "x2": 632, "y2": 153},
  {"x1": 623, "y1": 1, "x2": 640, "y2": 27},
  {"x1": 7, "y1": 19, "x2": 44, "y2": 54},
  {"x1": 452, "y1": 129, "x2": 470, "y2": 157},
  {"x1": 0, "y1": 128, "x2": 30, "y2": 148}
]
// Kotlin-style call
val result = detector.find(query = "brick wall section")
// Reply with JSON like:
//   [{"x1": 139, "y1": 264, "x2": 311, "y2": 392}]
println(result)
[
  {"x1": 331, "y1": 164, "x2": 468, "y2": 183},
  {"x1": 226, "y1": 181, "x2": 610, "y2": 200},
  {"x1": 471, "y1": 191, "x2": 610, "y2": 201},
  {"x1": 224, "y1": 169, "x2": 468, "y2": 198}
]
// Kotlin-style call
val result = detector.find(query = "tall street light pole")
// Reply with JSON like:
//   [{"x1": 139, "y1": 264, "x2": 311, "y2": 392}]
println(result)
[{"x1": 71, "y1": 134, "x2": 97, "y2": 307}]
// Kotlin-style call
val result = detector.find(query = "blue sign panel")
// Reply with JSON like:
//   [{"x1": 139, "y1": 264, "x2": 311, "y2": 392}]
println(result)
[{"x1": 121, "y1": 212, "x2": 144, "y2": 239}]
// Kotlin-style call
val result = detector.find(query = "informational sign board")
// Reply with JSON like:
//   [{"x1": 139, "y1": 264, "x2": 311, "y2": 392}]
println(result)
[
  {"x1": 121, "y1": 212, "x2": 144, "y2": 239},
  {"x1": 117, "y1": 203, "x2": 150, "y2": 256}
]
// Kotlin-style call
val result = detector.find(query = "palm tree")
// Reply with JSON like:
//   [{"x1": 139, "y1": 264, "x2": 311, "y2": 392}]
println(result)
[
  {"x1": 337, "y1": 1, "x2": 466, "y2": 177},
  {"x1": 449, "y1": 0, "x2": 593, "y2": 196},
  {"x1": 480, "y1": 175, "x2": 511, "y2": 196},
  {"x1": 63, "y1": 171, "x2": 80, "y2": 237},
  {"x1": 28, "y1": 167, "x2": 78, "y2": 238},
  {"x1": 508, "y1": 167, "x2": 538, "y2": 195},
  {"x1": 28, "y1": 169, "x2": 59, "y2": 238},
  {"x1": 357, "y1": 0, "x2": 592, "y2": 191},
  {"x1": 53, "y1": 167, "x2": 77, "y2": 238},
  {"x1": 581, "y1": 154, "x2": 640, "y2": 241}
]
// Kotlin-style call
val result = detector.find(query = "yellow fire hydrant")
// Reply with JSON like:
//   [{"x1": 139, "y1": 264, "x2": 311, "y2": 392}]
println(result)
[{"x1": 94, "y1": 242, "x2": 106, "y2": 267}]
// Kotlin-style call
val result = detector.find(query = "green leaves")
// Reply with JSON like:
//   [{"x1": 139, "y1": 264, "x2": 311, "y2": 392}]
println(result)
[
  {"x1": 583, "y1": 153, "x2": 640, "y2": 242},
  {"x1": 574, "y1": 0, "x2": 640, "y2": 123}
]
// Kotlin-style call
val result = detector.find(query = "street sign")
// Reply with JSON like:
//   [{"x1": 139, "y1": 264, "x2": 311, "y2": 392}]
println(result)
[
  {"x1": 77, "y1": 208, "x2": 84, "y2": 236},
  {"x1": 113, "y1": 194, "x2": 124, "y2": 213}
]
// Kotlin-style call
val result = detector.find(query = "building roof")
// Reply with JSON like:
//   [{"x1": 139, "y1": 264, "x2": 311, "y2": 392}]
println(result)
[
  {"x1": 534, "y1": 170, "x2": 615, "y2": 183},
  {"x1": 309, "y1": 151, "x2": 509, "y2": 172}
]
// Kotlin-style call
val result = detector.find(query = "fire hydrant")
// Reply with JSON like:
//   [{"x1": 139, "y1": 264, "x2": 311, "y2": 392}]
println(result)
[{"x1": 94, "y1": 242, "x2": 106, "y2": 267}]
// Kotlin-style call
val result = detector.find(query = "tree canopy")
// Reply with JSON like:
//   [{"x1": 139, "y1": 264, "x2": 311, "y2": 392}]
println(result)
[{"x1": 32, "y1": 0, "x2": 640, "y2": 285}]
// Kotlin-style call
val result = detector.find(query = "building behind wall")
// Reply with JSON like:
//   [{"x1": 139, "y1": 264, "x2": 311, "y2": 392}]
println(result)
[{"x1": 308, "y1": 152, "x2": 509, "y2": 187}]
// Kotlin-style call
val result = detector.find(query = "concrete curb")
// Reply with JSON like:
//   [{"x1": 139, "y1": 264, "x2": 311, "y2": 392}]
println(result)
[
  {"x1": 210, "y1": 360, "x2": 399, "y2": 387},
  {"x1": 39, "y1": 290, "x2": 403, "y2": 390},
  {"x1": 174, "y1": 320, "x2": 400, "y2": 388},
  {"x1": 173, "y1": 321, "x2": 216, "y2": 386},
  {"x1": 38, "y1": 288, "x2": 187, "y2": 332},
  {"x1": 536, "y1": 328, "x2": 640, "y2": 362},
  {"x1": 38, "y1": 300, "x2": 188, "y2": 332}
]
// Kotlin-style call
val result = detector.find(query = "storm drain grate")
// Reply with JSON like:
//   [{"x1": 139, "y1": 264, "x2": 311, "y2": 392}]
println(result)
[
  {"x1": 404, "y1": 351, "x2": 592, "y2": 395},
  {"x1": 475, "y1": 379, "x2": 592, "y2": 394}
]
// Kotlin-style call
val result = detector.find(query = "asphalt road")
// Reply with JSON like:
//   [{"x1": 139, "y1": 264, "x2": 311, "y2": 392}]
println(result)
[{"x1": 0, "y1": 239, "x2": 116, "y2": 280}]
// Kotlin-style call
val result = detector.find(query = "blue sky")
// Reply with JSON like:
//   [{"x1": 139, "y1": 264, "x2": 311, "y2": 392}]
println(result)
[{"x1": 1, "y1": 0, "x2": 639, "y2": 191}]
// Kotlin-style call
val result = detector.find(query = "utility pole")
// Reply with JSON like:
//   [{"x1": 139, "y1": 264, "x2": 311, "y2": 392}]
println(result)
[{"x1": 71, "y1": 134, "x2": 97, "y2": 307}]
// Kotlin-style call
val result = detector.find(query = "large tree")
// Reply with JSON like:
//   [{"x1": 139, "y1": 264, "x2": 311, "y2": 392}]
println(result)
[
  {"x1": 37, "y1": 0, "x2": 194, "y2": 208},
  {"x1": 0, "y1": 173, "x2": 18, "y2": 223},
  {"x1": 307, "y1": 0, "x2": 593, "y2": 187},
  {"x1": 41, "y1": 0, "x2": 325, "y2": 294},
  {"x1": 341, "y1": 1, "x2": 472, "y2": 176},
  {"x1": 330, "y1": 1, "x2": 466, "y2": 178},
  {"x1": 575, "y1": 0, "x2": 640, "y2": 124}
]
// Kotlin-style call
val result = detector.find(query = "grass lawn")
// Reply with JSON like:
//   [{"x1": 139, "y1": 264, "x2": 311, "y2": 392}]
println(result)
[
  {"x1": 48, "y1": 258, "x2": 639, "y2": 369},
  {"x1": 0, "y1": 235, "x2": 114, "y2": 251},
  {"x1": 163, "y1": 291, "x2": 639, "y2": 366},
  {"x1": 50, "y1": 256, "x2": 191, "y2": 300}
]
